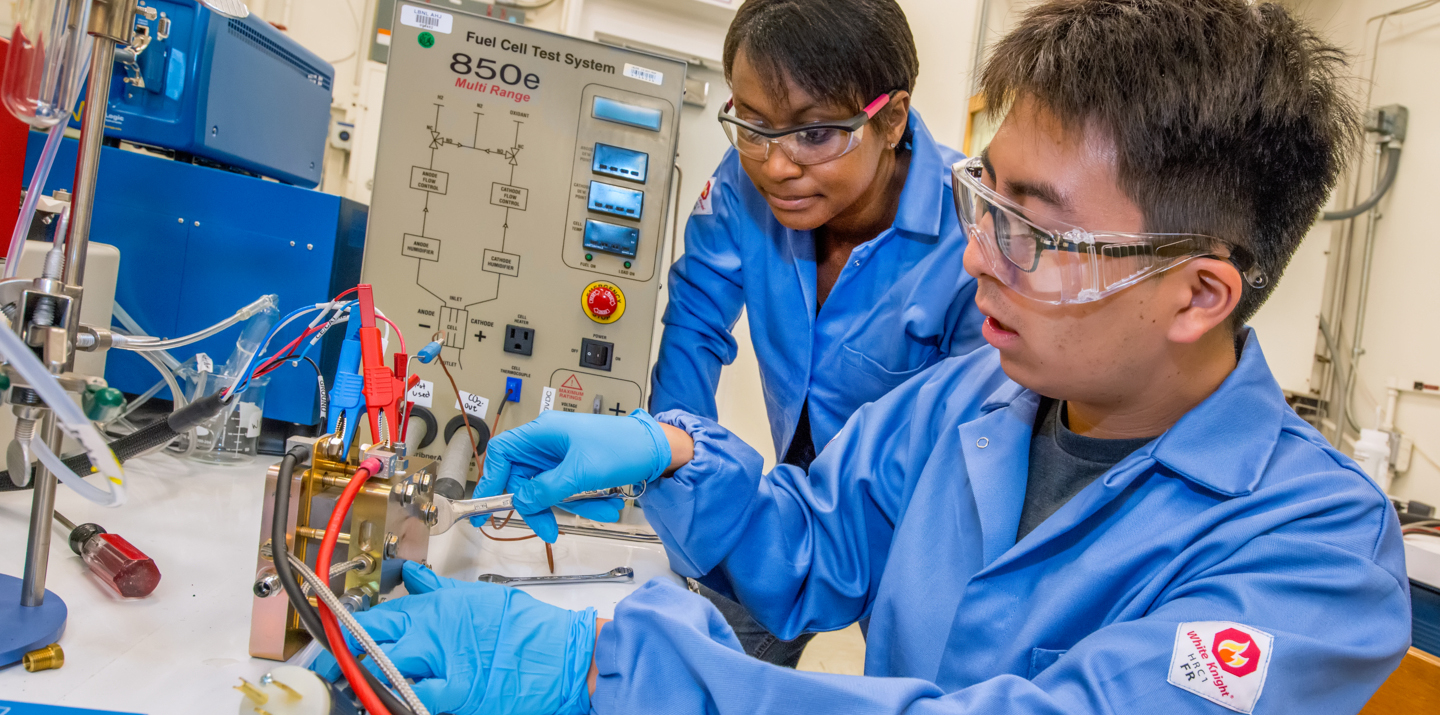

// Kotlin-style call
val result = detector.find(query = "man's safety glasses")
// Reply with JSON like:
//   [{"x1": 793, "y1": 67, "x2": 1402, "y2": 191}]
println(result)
[
  {"x1": 951, "y1": 157, "x2": 1267, "y2": 305},
  {"x1": 717, "y1": 92, "x2": 895, "y2": 166}
]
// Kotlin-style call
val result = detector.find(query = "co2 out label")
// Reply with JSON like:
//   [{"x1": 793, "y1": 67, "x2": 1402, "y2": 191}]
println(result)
[{"x1": 455, "y1": 391, "x2": 490, "y2": 420}]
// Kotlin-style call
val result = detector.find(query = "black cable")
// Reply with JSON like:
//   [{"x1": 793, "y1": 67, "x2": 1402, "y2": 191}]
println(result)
[
  {"x1": 271, "y1": 447, "x2": 417, "y2": 715},
  {"x1": 0, "y1": 392, "x2": 230, "y2": 491}
]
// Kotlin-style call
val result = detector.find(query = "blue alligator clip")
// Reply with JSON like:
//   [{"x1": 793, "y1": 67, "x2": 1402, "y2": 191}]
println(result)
[{"x1": 326, "y1": 318, "x2": 367, "y2": 458}]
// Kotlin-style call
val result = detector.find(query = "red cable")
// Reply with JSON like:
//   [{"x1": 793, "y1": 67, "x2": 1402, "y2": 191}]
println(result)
[
  {"x1": 377, "y1": 315, "x2": 407, "y2": 355},
  {"x1": 333, "y1": 287, "x2": 359, "y2": 302},
  {"x1": 315, "y1": 460, "x2": 391, "y2": 715}
]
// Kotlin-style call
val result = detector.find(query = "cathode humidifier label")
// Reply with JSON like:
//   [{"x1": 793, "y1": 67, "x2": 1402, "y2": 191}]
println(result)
[{"x1": 455, "y1": 391, "x2": 489, "y2": 420}]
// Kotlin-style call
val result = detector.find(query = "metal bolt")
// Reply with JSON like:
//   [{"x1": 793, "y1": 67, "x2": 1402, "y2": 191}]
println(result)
[
  {"x1": 419, "y1": 472, "x2": 433, "y2": 490},
  {"x1": 289, "y1": 240, "x2": 295, "y2": 246},
  {"x1": 422, "y1": 504, "x2": 438, "y2": 527},
  {"x1": 253, "y1": 572, "x2": 281, "y2": 598},
  {"x1": 177, "y1": 217, "x2": 184, "y2": 223},
  {"x1": 306, "y1": 244, "x2": 313, "y2": 250},
  {"x1": 194, "y1": 221, "x2": 200, "y2": 227},
  {"x1": 401, "y1": 482, "x2": 417, "y2": 505},
  {"x1": 383, "y1": 533, "x2": 399, "y2": 558}
]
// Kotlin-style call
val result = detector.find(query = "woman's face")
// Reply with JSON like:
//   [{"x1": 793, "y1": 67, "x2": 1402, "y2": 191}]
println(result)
[{"x1": 728, "y1": 51, "x2": 910, "y2": 231}]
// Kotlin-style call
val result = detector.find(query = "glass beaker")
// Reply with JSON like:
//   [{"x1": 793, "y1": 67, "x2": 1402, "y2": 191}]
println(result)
[{"x1": 187, "y1": 373, "x2": 269, "y2": 465}]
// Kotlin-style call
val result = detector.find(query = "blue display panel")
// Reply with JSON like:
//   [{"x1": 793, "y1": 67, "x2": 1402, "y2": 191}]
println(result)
[
  {"x1": 592, "y1": 96, "x2": 662, "y2": 132},
  {"x1": 583, "y1": 219, "x2": 641, "y2": 258},
  {"x1": 588, "y1": 181, "x2": 644, "y2": 220},
  {"x1": 592, "y1": 143, "x2": 649, "y2": 183}
]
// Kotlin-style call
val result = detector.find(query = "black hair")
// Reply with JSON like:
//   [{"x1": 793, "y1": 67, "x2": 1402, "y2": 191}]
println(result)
[
  {"x1": 723, "y1": 0, "x2": 918, "y2": 128},
  {"x1": 981, "y1": 0, "x2": 1360, "y2": 323}
]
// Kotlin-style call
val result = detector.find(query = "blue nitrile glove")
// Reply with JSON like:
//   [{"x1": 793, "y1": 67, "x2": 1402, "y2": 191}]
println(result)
[
  {"x1": 472, "y1": 409, "x2": 671, "y2": 542},
  {"x1": 312, "y1": 561, "x2": 596, "y2": 715}
]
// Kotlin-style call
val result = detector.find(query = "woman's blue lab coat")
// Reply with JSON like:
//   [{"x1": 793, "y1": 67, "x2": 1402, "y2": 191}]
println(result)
[
  {"x1": 651, "y1": 109, "x2": 986, "y2": 455},
  {"x1": 596, "y1": 330, "x2": 1411, "y2": 713}
]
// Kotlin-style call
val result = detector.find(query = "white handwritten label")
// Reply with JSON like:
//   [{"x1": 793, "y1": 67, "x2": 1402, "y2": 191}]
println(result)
[
  {"x1": 239, "y1": 402, "x2": 263, "y2": 437},
  {"x1": 455, "y1": 391, "x2": 489, "y2": 420},
  {"x1": 539, "y1": 386, "x2": 557, "y2": 413},
  {"x1": 623, "y1": 63, "x2": 664, "y2": 86},
  {"x1": 195, "y1": 353, "x2": 213, "y2": 374},
  {"x1": 400, "y1": 6, "x2": 452, "y2": 33},
  {"x1": 407, "y1": 379, "x2": 434, "y2": 408}
]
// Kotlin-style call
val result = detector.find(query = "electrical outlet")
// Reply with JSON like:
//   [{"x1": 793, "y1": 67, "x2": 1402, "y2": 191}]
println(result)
[
  {"x1": 503, "y1": 325, "x2": 534, "y2": 356},
  {"x1": 505, "y1": 376, "x2": 523, "y2": 402}
]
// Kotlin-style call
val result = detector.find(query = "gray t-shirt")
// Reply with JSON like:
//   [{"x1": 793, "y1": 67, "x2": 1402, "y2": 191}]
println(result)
[{"x1": 1016, "y1": 398, "x2": 1157, "y2": 541}]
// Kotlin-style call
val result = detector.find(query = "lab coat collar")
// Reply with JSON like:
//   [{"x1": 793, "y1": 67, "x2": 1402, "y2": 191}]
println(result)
[
  {"x1": 979, "y1": 328, "x2": 1283, "y2": 498},
  {"x1": 1145, "y1": 328, "x2": 1283, "y2": 497},
  {"x1": 891, "y1": 109, "x2": 946, "y2": 241}
]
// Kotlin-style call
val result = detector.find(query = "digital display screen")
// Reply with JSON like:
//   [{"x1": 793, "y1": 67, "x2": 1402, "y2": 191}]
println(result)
[
  {"x1": 592, "y1": 143, "x2": 649, "y2": 183},
  {"x1": 588, "y1": 181, "x2": 644, "y2": 220},
  {"x1": 583, "y1": 219, "x2": 641, "y2": 258},
  {"x1": 592, "y1": 97, "x2": 662, "y2": 132}
]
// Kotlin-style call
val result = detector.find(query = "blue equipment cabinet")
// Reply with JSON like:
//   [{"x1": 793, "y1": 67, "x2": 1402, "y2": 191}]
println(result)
[
  {"x1": 74, "y1": 0, "x2": 333, "y2": 188},
  {"x1": 23, "y1": 133, "x2": 366, "y2": 426}
]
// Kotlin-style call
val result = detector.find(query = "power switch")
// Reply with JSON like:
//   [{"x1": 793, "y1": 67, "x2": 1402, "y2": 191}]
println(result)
[{"x1": 580, "y1": 338, "x2": 614, "y2": 371}]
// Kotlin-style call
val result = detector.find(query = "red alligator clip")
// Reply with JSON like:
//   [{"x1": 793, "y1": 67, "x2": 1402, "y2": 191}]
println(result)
[{"x1": 355, "y1": 285, "x2": 405, "y2": 445}]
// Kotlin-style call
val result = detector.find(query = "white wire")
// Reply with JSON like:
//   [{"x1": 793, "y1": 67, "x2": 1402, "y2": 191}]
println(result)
[
  {"x1": 29, "y1": 433, "x2": 124, "y2": 507},
  {"x1": 285, "y1": 552, "x2": 431, "y2": 715}
]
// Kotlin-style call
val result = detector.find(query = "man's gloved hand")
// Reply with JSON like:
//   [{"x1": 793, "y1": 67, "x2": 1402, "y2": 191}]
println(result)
[
  {"x1": 473, "y1": 409, "x2": 671, "y2": 542},
  {"x1": 312, "y1": 561, "x2": 596, "y2": 715}
]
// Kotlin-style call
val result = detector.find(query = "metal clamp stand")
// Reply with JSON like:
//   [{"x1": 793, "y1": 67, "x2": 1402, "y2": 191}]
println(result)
[{"x1": 0, "y1": 0, "x2": 142, "y2": 669}]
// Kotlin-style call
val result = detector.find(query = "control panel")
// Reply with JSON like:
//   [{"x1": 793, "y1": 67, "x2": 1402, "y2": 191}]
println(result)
[{"x1": 361, "y1": 2, "x2": 685, "y2": 459}]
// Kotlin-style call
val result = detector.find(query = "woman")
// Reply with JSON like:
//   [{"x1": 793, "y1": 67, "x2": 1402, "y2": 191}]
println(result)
[{"x1": 651, "y1": 0, "x2": 986, "y2": 667}]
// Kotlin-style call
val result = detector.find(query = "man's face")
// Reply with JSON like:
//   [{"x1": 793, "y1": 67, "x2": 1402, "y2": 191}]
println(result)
[{"x1": 962, "y1": 100, "x2": 1186, "y2": 404}]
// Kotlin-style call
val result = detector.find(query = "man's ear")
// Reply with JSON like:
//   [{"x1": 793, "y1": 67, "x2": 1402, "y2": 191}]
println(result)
[{"x1": 1167, "y1": 258, "x2": 1243, "y2": 344}]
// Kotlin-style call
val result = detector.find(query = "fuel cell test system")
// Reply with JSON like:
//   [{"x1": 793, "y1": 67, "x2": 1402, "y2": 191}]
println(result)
[{"x1": 362, "y1": 2, "x2": 686, "y2": 458}]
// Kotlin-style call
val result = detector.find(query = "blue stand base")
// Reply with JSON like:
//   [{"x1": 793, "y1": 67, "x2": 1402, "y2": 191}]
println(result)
[{"x1": 0, "y1": 572, "x2": 67, "y2": 666}]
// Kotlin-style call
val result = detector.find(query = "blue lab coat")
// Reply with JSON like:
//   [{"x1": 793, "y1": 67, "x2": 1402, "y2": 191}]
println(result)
[
  {"x1": 651, "y1": 109, "x2": 986, "y2": 456},
  {"x1": 596, "y1": 330, "x2": 1410, "y2": 713}
]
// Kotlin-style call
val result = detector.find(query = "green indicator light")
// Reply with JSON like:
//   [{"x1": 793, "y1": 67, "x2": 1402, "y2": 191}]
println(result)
[
  {"x1": 624, "y1": 261, "x2": 632, "y2": 269},
  {"x1": 585, "y1": 253, "x2": 593, "y2": 261},
  {"x1": 418, "y1": 32, "x2": 435, "y2": 48}
]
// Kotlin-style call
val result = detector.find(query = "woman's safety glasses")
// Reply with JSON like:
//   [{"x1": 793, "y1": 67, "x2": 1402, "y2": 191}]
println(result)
[
  {"x1": 717, "y1": 92, "x2": 895, "y2": 166},
  {"x1": 951, "y1": 157, "x2": 1267, "y2": 304}
]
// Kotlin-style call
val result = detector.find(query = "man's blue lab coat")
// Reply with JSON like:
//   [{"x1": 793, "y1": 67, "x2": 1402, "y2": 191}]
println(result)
[
  {"x1": 597, "y1": 331, "x2": 1411, "y2": 714},
  {"x1": 651, "y1": 110, "x2": 987, "y2": 455}
]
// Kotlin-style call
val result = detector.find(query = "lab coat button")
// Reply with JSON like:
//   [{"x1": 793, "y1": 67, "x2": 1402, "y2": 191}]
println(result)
[{"x1": 977, "y1": 437, "x2": 989, "y2": 448}]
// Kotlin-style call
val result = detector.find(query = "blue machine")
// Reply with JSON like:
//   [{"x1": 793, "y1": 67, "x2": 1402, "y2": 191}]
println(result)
[
  {"x1": 23, "y1": 134, "x2": 366, "y2": 426},
  {"x1": 72, "y1": 0, "x2": 333, "y2": 188}
]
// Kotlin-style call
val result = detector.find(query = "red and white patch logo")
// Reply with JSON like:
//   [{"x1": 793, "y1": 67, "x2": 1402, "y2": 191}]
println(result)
[
  {"x1": 693, "y1": 177, "x2": 717, "y2": 216},
  {"x1": 1214, "y1": 629, "x2": 1262, "y2": 677},
  {"x1": 1168, "y1": 622, "x2": 1274, "y2": 714}
]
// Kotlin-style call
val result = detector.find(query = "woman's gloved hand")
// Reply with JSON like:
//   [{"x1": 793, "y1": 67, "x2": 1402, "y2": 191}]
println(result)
[
  {"x1": 312, "y1": 561, "x2": 596, "y2": 715},
  {"x1": 473, "y1": 409, "x2": 672, "y2": 542}
]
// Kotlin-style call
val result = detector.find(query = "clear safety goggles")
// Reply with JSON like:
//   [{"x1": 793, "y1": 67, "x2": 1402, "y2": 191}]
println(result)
[
  {"x1": 717, "y1": 92, "x2": 895, "y2": 166},
  {"x1": 951, "y1": 157, "x2": 1267, "y2": 304}
]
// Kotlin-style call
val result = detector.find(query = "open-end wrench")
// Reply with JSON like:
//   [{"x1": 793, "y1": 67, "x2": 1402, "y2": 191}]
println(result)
[
  {"x1": 426, "y1": 487, "x2": 628, "y2": 536},
  {"x1": 476, "y1": 567, "x2": 635, "y2": 586}
]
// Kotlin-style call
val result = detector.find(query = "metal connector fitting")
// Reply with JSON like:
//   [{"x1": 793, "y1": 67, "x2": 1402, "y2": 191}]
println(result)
[
  {"x1": 253, "y1": 571, "x2": 281, "y2": 598},
  {"x1": 383, "y1": 533, "x2": 399, "y2": 558},
  {"x1": 23, "y1": 644, "x2": 64, "y2": 672}
]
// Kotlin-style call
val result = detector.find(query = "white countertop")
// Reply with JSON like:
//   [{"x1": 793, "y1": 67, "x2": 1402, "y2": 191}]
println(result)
[{"x1": 0, "y1": 451, "x2": 678, "y2": 713}]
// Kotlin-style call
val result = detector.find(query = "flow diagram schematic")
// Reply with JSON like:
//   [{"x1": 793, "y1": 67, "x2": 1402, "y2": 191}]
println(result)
[{"x1": 362, "y1": 2, "x2": 685, "y2": 457}]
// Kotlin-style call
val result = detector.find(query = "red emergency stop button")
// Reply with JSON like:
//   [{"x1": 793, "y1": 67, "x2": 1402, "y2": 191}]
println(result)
[{"x1": 581, "y1": 281, "x2": 626, "y2": 324}]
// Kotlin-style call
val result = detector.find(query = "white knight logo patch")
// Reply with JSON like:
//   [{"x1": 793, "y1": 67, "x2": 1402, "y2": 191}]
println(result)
[{"x1": 1167, "y1": 621, "x2": 1273, "y2": 713}]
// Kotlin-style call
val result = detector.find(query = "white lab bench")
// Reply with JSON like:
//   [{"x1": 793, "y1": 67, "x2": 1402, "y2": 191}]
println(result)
[{"x1": 0, "y1": 452, "x2": 680, "y2": 713}]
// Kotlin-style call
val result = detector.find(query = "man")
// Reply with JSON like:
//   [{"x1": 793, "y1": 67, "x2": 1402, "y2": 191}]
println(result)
[{"x1": 318, "y1": 1, "x2": 1411, "y2": 713}]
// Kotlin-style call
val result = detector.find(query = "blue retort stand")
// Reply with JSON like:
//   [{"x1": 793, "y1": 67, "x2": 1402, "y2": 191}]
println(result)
[{"x1": 0, "y1": 573, "x2": 67, "y2": 666}]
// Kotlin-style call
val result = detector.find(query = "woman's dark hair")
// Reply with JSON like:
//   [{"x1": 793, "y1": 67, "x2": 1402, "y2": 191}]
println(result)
[
  {"x1": 723, "y1": 0, "x2": 918, "y2": 125},
  {"x1": 981, "y1": 0, "x2": 1359, "y2": 324}
]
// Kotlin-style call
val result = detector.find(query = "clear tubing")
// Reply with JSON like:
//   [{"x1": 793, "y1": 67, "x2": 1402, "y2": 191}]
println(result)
[
  {"x1": 4, "y1": 122, "x2": 66, "y2": 279},
  {"x1": 30, "y1": 432, "x2": 123, "y2": 506},
  {"x1": 2, "y1": 0, "x2": 92, "y2": 128},
  {"x1": 0, "y1": 316, "x2": 122, "y2": 484},
  {"x1": 113, "y1": 302, "x2": 180, "y2": 371},
  {"x1": 115, "y1": 294, "x2": 278, "y2": 351},
  {"x1": 221, "y1": 298, "x2": 281, "y2": 377}
]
